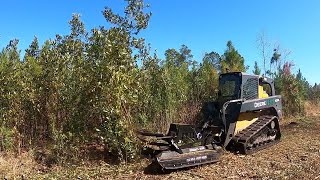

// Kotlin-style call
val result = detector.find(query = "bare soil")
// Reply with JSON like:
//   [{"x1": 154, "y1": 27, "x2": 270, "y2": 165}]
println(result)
[{"x1": 1, "y1": 116, "x2": 320, "y2": 179}]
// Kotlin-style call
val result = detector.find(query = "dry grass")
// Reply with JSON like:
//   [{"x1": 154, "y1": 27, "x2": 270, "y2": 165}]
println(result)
[
  {"x1": 0, "y1": 151, "x2": 42, "y2": 179},
  {"x1": 304, "y1": 100, "x2": 320, "y2": 117},
  {"x1": 1, "y1": 109, "x2": 320, "y2": 179}
]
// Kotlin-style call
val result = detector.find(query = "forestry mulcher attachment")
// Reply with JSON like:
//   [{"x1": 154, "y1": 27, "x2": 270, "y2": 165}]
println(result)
[{"x1": 138, "y1": 72, "x2": 282, "y2": 170}]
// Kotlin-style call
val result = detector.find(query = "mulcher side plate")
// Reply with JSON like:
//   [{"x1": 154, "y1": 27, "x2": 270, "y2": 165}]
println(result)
[{"x1": 156, "y1": 145, "x2": 223, "y2": 170}]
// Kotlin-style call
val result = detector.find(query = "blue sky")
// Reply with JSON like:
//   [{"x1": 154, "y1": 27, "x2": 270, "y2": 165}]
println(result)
[{"x1": 0, "y1": 0, "x2": 319, "y2": 84}]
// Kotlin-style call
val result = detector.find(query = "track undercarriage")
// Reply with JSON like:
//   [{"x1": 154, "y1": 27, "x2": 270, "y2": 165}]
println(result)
[{"x1": 232, "y1": 115, "x2": 281, "y2": 155}]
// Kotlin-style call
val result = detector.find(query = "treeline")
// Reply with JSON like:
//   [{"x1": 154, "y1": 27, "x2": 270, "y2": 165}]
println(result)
[
  {"x1": 0, "y1": 0, "x2": 318, "y2": 162},
  {"x1": 307, "y1": 83, "x2": 320, "y2": 104}
]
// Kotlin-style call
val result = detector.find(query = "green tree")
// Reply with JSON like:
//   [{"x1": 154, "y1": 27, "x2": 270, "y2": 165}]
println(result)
[
  {"x1": 274, "y1": 63, "x2": 305, "y2": 116},
  {"x1": 269, "y1": 48, "x2": 281, "y2": 77},
  {"x1": 193, "y1": 52, "x2": 220, "y2": 101},
  {"x1": 253, "y1": 61, "x2": 261, "y2": 75},
  {"x1": 220, "y1": 41, "x2": 247, "y2": 73},
  {"x1": 160, "y1": 45, "x2": 193, "y2": 125},
  {"x1": 93, "y1": 0, "x2": 152, "y2": 160},
  {"x1": 0, "y1": 40, "x2": 23, "y2": 152},
  {"x1": 24, "y1": 36, "x2": 40, "y2": 59},
  {"x1": 202, "y1": 51, "x2": 221, "y2": 72},
  {"x1": 140, "y1": 52, "x2": 169, "y2": 131},
  {"x1": 296, "y1": 69, "x2": 309, "y2": 100}
]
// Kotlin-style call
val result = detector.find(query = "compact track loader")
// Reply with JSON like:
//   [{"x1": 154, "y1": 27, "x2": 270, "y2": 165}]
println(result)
[{"x1": 138, "y1": 72, "x2": 282, "y2": 170}]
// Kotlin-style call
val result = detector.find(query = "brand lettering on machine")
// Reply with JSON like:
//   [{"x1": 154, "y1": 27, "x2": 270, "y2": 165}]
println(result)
[
  {"x1": 186, "y1": 155, "x2": 208, "y2": 162},
  {"x1": 254, "y1": 101, "x2": 266, "y2": 108}
]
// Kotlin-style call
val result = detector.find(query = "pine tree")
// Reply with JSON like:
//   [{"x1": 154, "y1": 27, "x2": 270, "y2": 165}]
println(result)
[
  {"x1": 253, "y1": 61, "x2": 261, "y2": 75},
  {"x1": 220, "y1": 41, "x2": 247, "y2": 73}
]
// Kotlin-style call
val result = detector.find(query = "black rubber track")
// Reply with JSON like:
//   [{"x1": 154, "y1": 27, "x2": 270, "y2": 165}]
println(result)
[{"x1": 233, "y1": 115, "x2": 281, "y2": 154}]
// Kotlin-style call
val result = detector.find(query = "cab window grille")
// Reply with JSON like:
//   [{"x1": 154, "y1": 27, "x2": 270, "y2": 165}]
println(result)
[{"x1": 242, "y1": 78, "x2": 258, "y2": 100}]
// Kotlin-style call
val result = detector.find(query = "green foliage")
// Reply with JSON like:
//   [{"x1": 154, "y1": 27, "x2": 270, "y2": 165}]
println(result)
[
  {"x1": 0, "y1": 0, "x2": 151, "y2": 161},
  {"x1": 272, "y1": 63, "x2": 308, "y2": 116},
  {"x1": 275, "y1": 72, "x2": 305, "y2": 116},
  {"x1": 0, "y1": 40, "x2": 24, "y2": 150},
  {"x1": 253, "y1": 61, "x2": 261, "y2": 75},
  {"x1": 309, "y1": 83, "x2": 320, "y2": 104},
  {"x1": 51, "y1": 130, "x2": 80, "y2": 164},
  {"x1": 193, "y1": 52, "x2": 220, "y2": 101},
  {"x1": 0, "y1": 24, "x2": 249, "y2": 161},
  {"x1": 220, "y1": 41, "x2": 248, "y2": 73},
  {"x1": 0, "y1": 126, "x2": 15, "y2": 151},
  {"x1": 138, "y1": 45, "x2": 196, "y2": 131},
  {"x1": 270, "y1": 48, "x2": 281, "y2": 75}
]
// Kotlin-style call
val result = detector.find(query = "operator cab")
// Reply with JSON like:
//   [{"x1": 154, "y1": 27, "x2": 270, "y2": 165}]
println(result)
[
  {"x1": 203, "y1": 72, "x2": 275, "y2": 126},
  {"x1": 218, "y1": 72, "x2": 275, "y2": 105}
]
